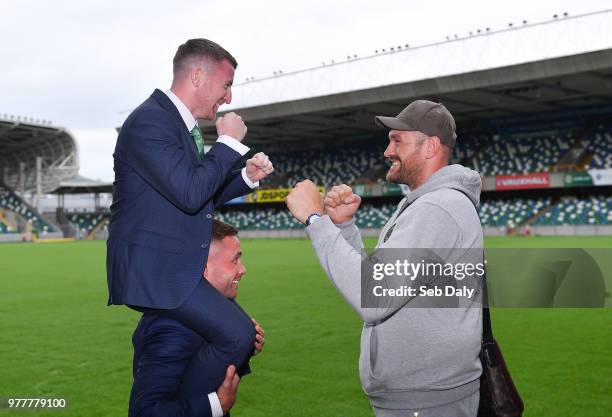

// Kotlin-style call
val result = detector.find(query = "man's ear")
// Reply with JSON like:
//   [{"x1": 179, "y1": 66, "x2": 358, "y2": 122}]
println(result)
[
  {"x1": 203, "y1": 264, "x2": 209, "y2": 279},
  {"x1": 191, "y1": 66, "x2": 203, "y2": 87},
  {"x1": 427, "y1": 136, "x2": 442, "y2": 159}
]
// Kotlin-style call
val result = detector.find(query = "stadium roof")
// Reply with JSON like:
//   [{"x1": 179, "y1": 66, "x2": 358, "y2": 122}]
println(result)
[
  {"x1": 200, "y1": 9, "x2": 612, "y2": 146},
  {"x1": 0, "y1": 116, "x2": 79, "y2": 193},
  {"x1": 49, "y1": 175, "x2": 112, "y2": 194}
]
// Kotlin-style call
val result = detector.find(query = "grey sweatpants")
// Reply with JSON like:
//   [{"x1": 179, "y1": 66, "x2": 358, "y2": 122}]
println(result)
[{"x1": 372, "y1": 390, "x2": 479, "y2": 417}]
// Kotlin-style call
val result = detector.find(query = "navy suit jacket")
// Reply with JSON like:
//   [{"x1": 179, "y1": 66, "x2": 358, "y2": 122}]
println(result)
[
  {"x1": 106, "y1": 89, "x2": 252, "y2": 309},
  {"x1": 129, "y1": 313, "x2": 252, "y2": 417}
]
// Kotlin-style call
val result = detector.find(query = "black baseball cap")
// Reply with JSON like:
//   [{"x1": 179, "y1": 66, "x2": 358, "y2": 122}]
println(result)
[{"x1": 375, "y1": 100, "x2": 457, "y2": 147}]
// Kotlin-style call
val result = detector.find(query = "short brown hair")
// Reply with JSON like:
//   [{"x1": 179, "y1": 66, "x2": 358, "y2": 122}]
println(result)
[
  {"x1": 173, "y1": 38, "x2": 238, "y2": 76},
  {"x1": 211, "y1": 219, "x2": 238, "y2": 241}
]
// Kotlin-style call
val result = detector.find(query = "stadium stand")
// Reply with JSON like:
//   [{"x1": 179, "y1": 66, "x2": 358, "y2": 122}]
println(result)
[
  {"x1": 534, "y1": 195, "x2": 612, "y2": 225},
  {"x1": 0, "y1": 184, "x2": 58, "y2": 234},
  {"x1": 0, "y1": 220, "x2": 11, "y2": 234},
  {"x1": 479, "y1": 197, "x2": 552, "y2": 228},
  {"x1": 264, "y1": 136, "x2": 491, "y2": 189},
  {"x1": 217, "y1": 194, "x2": 610, "y2": 231},
  {"x1": 262, "y1": 128, "x2": 605, "y2": 189},
  {"x1": 268, "y1": 144, "x2": 385, "y2": 188},
  {"x1": 265, "y1": 136, "x2": 491, "y2": 189},
  {"x1": 451, "y1": 135, "x2": 486, "y2": 165},
  {"x1": 586, "y1": 124, "x2": 612, "y2": 169},
  {"x1": 7, "y1": 120, "x2": 602, "y2": 238},
  {"x1": 471, "y1": 131, "x2": 571, "y2": 176},
  {"x1": 217, "y1": 202, "x2": 397, "y2": 231},
  {"x1": 354, "y1": 203, "x2": 397, "y2": 229},
  {"x1": 66, "y1": 212, "x2": 110, "y2": 236},
  {"x1": 0, "y1": 209, "x2": 15, "y2": 233},
  {"x1": 216, "y1": 206, "x2": 302, "y2": 230}
]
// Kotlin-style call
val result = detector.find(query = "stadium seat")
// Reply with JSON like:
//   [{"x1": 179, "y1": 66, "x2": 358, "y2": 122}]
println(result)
[
  {"x1": 534, "y1": 195, "x2": 612, "y2": 225},
  {"x1": 268, "y1": 144, "x2": 385, "y2": 188},
  {"x1": 354, "y1": 203, "x2": 396, "y2": 228},
  {"x1": 451, "y1": 135, "x2": 486, "y2": 164},
  {"x1": 263, "y1": 130, "x2": 578, "y2": 189},
  {"x1": 0, "y1": 209, "x2": 15, "y2": 234},
  {"x1": 0, "y1": 185, "x2": 58, "y2": 234},
  {"x1": 216, "y1": 203, "x2": 398, "y2": 231},
  {"x1": 67, "y1": 212, "x2": 110, "y2": 236},
  {"x1": 470, "y1": 132, "x2": 571, "y2": 176},
  {"x1": 216, "y1": 194, "x2": 609, "y2": 232},
  {"x1": 479, "y1": 197, "x2": 551, "y2": 228},
  {"x1": 0, "y1": 221, "x2": 11, "y2": 234},
  {"x1": 586, "y1": 124, "x2": 612, "y2": 169}
]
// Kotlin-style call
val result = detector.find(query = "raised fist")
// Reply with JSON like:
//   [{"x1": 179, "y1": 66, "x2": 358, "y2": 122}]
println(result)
[
  {"x1": 324, "y1": 184, "x2": 361, "y2": 224},
  {"x1": 246, "y1": 152, "x2": 274, "y2": 182},
  {"x1": 286, "y1": 180, "x2": 324, "y2": 224},
  {"x1": 216, "y1": 112, "x2": 247, "y2": 141}
]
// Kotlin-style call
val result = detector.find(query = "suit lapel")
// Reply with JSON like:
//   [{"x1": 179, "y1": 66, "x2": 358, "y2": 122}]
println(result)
[
  {"x1": 151, "y1": 89, "x2": 186, "y2": 129},
  {"x1": 150, "y1": 89, "x2": 200, "y2": 161}
]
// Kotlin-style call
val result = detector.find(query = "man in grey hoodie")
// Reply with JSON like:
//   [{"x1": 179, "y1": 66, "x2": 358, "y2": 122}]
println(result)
[{"x1": 286, "y1": 100, "x2": 483, "y2": 417}]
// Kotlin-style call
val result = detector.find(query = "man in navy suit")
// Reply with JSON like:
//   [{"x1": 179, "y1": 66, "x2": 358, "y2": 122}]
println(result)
[
  {"x1": 129, "y1": 220, "x2": 266, "y2": 417},
  {"x1": 107, "y1": 39, "x2": 273, "y2": 415}
]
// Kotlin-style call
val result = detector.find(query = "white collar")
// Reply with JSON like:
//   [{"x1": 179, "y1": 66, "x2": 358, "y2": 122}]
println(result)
[{"x1": 164, "y1": 89, "x2": 197, "y2": 131}]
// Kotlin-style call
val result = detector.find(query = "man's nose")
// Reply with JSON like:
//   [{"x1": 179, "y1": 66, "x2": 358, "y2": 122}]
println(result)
[
  {"x1": 225, "y1": 88, "x2": 232, "y2": 104},
  {"x1": 383, "y1": 143, "x2": 393, "y2": 158}
]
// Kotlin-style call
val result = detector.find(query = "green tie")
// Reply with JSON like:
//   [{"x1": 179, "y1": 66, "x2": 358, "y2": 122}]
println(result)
[{"x1": 190, "y1": 126, "x2": 204, "y2": 157}]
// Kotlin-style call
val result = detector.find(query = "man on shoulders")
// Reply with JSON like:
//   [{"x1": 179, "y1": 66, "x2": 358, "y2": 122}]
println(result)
[{"x1": 107, "y1": 38, "x2": 273, "y2": 415}]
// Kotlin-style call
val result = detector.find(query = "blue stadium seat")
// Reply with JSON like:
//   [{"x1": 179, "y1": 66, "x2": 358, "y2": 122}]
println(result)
[
  {"x1": 264, "y1": 130, "x2": 581, "y2": 188},
  {"x1": 586, "y1": 124, "x2": 612, "y2": 169},
  {"x1": 470, "y1": 132, "x2": 570, "y2": 176},
  {"x1": 479, "y1": 197, "x2": 551, "y2": 228},
  {"x1": 534, "y1": 195, "x2": 612, "y2": 225},
  {"x1": 216, "y1": 194, "x2": 609, "y2": 232},
  {"x1": 0, "y1": 185, "x2": 57, "y2": 234},
  {"x1": 0, "y1": 221, "x2": 12, "y2": 233},
  {"x1": 67, "y1": 212, "x2": 110, "y2": 235},
  {"x1": 269, "y1": 144, "x2": 385, "y2": 188}
]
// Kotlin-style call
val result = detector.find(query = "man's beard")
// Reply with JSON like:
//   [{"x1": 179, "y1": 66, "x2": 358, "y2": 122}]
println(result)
[{"x1": 386, "y1": 159, "x2": 421, "y2": 189}]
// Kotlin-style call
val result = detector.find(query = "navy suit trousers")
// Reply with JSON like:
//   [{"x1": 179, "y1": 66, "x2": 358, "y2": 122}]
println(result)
[{"x1": 132, "y1": 279, "x2": 256, "y2": 396}]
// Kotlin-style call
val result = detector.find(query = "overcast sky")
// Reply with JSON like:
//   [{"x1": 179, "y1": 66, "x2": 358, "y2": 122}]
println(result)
[{"x1": 2, "y1": 0, "x2": 611, "y2": 181}]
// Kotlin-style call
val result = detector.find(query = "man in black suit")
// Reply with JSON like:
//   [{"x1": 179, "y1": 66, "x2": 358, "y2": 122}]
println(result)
[
  {"x1": 129, "y1": 220, "x2": 265, "y2": 417},
  {"x1": 107, "y1": 39, "x2": 273, "y2": 416}
]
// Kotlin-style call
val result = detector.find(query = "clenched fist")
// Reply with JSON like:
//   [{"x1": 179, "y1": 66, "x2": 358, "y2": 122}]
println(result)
[
  {"x1": 286, "y1": 180, "x2": 324, "y2": 224},
  {"x1": 216, "y1": 112, "x2": 247, "y2": 141},
  {"x1": 246, "y1": 152, "x2": 274, "y2": 182},
  {"x1": 324, "y1": 184, "x2": 361, "y2": 224}
]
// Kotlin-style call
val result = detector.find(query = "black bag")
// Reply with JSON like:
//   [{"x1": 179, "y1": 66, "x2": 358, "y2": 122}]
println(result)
[{"x1": 478, "y1": 273, "x2": 524, "y2": 417}]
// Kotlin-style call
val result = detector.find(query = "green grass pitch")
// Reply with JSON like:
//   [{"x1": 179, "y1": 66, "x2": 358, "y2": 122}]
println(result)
[{"x1": 0, "y1": 236, "x2": 611, "y2": 416}]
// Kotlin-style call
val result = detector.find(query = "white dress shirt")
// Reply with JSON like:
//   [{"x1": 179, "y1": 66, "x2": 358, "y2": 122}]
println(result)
[{"x1": 164, "y1": 89, "x2": 259, "y2": 189}]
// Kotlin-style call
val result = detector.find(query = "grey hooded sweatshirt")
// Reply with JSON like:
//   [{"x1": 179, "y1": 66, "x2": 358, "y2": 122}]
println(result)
[{"x1": 306, "y1": 164, "x2": 483, "y2": 410}]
